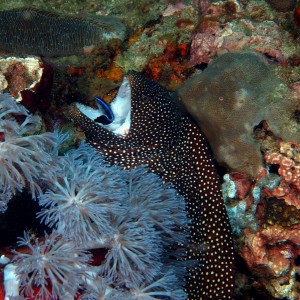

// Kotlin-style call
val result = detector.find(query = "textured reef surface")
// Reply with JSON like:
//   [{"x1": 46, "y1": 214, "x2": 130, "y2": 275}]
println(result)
[
  {"x1": 178, "y1": 51, "x2": 298, "y2": 178},
  {"x1": 0, "y1": 8, "x2": 127, "y2": 57},
  {"x1": 1, "y1": 0, "x2": 300, "y2": 299},
  {"x1": 223, "y1": 137, "x2": 300, "y2": 299}
]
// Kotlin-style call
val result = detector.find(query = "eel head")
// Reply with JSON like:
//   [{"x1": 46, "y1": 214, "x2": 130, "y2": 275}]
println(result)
[{"x1": 67, "y1": 71, "x2": 181, "y2": 151}]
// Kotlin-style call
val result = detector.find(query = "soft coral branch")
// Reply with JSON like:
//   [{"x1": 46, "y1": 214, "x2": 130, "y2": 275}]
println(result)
[{"x1": 0, "y1": 94, "x2": 67, "y2": 210}]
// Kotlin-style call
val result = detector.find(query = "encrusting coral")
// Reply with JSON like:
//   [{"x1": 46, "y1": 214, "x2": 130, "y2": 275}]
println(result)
[
  {"x1": 0, "y1": 57, "x2": 44, "y2": 100},
  {"x1": 178, "y1": 51, "x2": 299, "y2": 177},
  {"x1": 221, "y1": 135, "x2": 300, "y2": 298},
  {"x1": 0, "y1": 96, "x2": 188, "y2": 299}
]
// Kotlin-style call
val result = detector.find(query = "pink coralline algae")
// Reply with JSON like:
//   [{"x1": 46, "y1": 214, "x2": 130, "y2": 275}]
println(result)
[
  {"x1": 265, "y1": 143, "x2": 300, "y2": 209},
  {"x1": 190, "y1": 19, "x2": 284, "y2": 65},
  {"x1": 185, "y1": 2, "x2": 300, "y2": 295},
  {"x1": 190, "y1": 0, "x2": 287, "y2": 65},
  {"x1": 0, "y1": 57, "x2": 43, "y2": 100},
  {"x1": 190, "y1": 32, "x2": 219, "y2": 65},
  {"x1": 189, "y1": 1, "x2": 223, "y2": 65},
  {"x1": 0, "y1": 57, "x2": 54, "y2": 113},
  {"x1": 240, "y1": 226, "x2": 300, "y2": 298},
  {"x1": 162, "y1": 2, "x2": 190, "y2": 17},
  {"x1": 224, "y1": 138, "x2": 300, "y2": 298}
]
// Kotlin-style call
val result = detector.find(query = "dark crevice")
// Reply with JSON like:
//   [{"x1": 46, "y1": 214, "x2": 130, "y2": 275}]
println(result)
[{"x1": 0, "y1": 191, "x2": 48, "y2": 247}]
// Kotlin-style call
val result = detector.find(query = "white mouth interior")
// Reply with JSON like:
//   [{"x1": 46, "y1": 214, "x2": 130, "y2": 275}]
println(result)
[{"x1": 75, "y1": 76, "x2": 131, "y2": 137}]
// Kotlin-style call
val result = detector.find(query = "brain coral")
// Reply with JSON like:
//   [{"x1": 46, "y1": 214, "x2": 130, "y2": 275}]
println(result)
[{"x1": 178, "y1": 52, "x2": 298, "y2": 177}]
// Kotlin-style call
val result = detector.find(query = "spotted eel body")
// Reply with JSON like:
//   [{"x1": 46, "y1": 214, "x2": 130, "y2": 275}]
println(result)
[{"x1": 67, "y1": 71, "x2": 235, "y2": 299}]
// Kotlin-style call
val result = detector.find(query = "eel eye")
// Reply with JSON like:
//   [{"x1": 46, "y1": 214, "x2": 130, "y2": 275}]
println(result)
[{"x1": 94, "y1": 97, "x2": 115, "y2": 125}]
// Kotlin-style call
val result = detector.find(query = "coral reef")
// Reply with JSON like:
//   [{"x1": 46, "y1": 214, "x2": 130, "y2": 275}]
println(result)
[
  {"x1": 0, "y1": 1, "x2": 197, "y2": 99},
  {"x1": 190, "y1": 18, "x2": 286, "y2": 65},
  {"x1": 175, "y1": 3, "x2": 300, "y2": 295},
  {"x1": 0, "y1": 92, "x2": 188, "y2": 299},
  {"x1": 240, "y1": 226, "x2": 300, "y2": 298},
  {"x1": 178, "y1": 51, "x2": 298, "y2": 177},
  {"x1": 2, "y1": 0, "x2": 300, "y2": 298},
  {"x1": 0, "y1": 8, "x2": 127, "y2": 57},
  {"x1": 68, "y1": 71, "x2": 235, "y2": 298},
  {"x1": 114, "y1": 1, "x2": 197, "y2": 89},
  {"x1": 0, "y1": 57, "x2": 43, "y2": 100},
  {"x1": 189, "y1": 0, "x2": 297, "y2": 66},
  {"x1": 143, "y1": 42, "x2": 193, "y2": 90},
  {"x1": 265, "y1": 150, "x2": 300, "y2": 209},
  {"x1": 222, "y1": 135, "x2": 300, "y2": 299}
]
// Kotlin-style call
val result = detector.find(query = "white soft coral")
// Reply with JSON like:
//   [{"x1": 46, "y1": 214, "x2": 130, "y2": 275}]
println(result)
[
  {"x1": 12, "y1": 231, "x2": 91, "y2": 299},
  {"x1": 0, "y1": 94, "x2": 64, "y2": 211}
]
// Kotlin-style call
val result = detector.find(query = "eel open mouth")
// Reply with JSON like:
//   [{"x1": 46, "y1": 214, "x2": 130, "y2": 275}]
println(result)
[{"x1": 74, "y1": 76, "x2": 131, "y2": 137}]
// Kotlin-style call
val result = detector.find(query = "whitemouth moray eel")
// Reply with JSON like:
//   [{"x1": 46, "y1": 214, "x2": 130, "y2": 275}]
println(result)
[{"x1": 67, "y1": 71, "x2": 235, "y2": 299}]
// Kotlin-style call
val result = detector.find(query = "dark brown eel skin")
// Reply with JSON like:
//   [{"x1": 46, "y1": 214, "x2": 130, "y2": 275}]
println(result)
[{"x1": 67, "y1": 71, "x2": 235, "y2": 299}]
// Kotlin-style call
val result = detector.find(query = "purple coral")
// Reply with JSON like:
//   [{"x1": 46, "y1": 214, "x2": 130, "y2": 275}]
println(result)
[
  {"x1": 83, "y1": 270, "x2": 187, "y2": 300},
  {"x1": 125, "y1": 270, "x2": 187, "y2": 300},
  {"x1": 125, "y1": 167, "x2": 188, "y2": 244},
  {"x1": 99, "y1": 214, "x2": 163, "y2": 286},
  {"x1": 0, "y1": 93, "x2": 65, "y2": 210},
  {"x1": 11, "y1": 143, "x2": 188, "y2": 298},
  {"x1": 12, "y1": 231, "x2": 91, "y2": 299},
  {"x1": 37, "y1": 143, "x2": 128, "y2": 244}
]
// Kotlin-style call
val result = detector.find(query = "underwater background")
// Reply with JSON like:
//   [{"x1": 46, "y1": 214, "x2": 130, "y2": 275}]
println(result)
[{"x1": 0, "y1": 0, "x2": 300, "y2": 299}]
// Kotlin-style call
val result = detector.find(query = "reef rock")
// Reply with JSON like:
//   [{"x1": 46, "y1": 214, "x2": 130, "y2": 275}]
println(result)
[
  {"x1": 266, "y1": 0, "x2": 296, "y2": 12},
  {"x1": 0, "y1": 56, "x2": 43, "y2": 100},
  {"x1": 178, "y1": 52, "x2": 298, "y2": 177}
]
